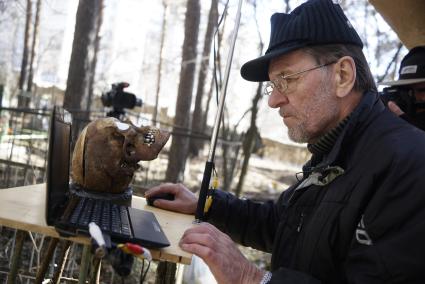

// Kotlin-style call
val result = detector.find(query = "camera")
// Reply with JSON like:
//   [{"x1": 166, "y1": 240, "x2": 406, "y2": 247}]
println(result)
[
  {"x1": 379, "y1": 86, "x2": 416, "y2": 116},
  {"x1": 101, "y1": 82, "x2": 143, "y2": 119},
  {"x1": 101, "y1": 82, "x2": 142, "y2": 110}
]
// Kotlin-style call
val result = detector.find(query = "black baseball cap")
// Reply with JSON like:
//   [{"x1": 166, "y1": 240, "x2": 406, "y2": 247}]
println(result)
[
  {"x1": 240, "y1": 0, "x2": 363, "y2": 82},
  {"x1": 381, "y1": 46, "x2": 425, "y2": 87}
]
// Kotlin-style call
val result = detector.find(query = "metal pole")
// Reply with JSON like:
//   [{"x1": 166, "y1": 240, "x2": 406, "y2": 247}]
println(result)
[{"x1": 195, "y1": 0, "x2": 243, "y2": 221}]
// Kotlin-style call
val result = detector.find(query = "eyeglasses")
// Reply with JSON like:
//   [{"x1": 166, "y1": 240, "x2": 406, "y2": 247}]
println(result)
[{"x1": 263, "y1": 61, "x2": 336, "y2": 96}]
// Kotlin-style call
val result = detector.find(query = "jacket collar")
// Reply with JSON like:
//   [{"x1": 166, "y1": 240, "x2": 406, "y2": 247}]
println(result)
[{"x1": 304, "y1": 91, "x2": 384, "y2": 173}]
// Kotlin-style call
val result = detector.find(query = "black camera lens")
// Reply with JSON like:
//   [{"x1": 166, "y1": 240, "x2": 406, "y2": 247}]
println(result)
[
  {"x1": 380, "y1": 87, "x2": 415, "y2": 115},
  {"x1": 101, "y1": 82, "x2": 143, "y2": 109}
]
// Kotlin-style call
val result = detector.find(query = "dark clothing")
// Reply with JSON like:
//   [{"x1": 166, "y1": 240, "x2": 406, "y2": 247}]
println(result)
[
  {"x1": 207, "y1": 91, "x2": 425, "y2": 283},
  {"x1": 400, "y1": 112, "x2": 425, "y2": 131}
]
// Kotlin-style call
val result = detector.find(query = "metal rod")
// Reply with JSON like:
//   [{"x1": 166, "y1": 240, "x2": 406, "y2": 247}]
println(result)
[
  {"x1": 195, "y1": 0, "x2": 243, "y2": 221},
  {"x1": 208, "y1": 0, "x2": 243, "y2": 163}
]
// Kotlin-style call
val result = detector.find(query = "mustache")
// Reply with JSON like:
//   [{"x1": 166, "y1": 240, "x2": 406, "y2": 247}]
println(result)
[{"x1": 279, "y1": 108, "x2": 294, "y2": 118}]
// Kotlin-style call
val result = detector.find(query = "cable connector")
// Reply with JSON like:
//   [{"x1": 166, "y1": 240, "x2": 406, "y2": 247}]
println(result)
[
  {"x1": 204, "y1": 176, "x2": 219, "y2": 213},
  {"x1": 117, "y1": 243, "x2": 152, "y2": 261},
  {"x1": 212, "y1": 176, "x2": 219, "y2": 189},
  {"x1": 204, "y1": 195, "x2": 213, "y2": 213},
  {"x1": 89, "y1": 222, "x2": 107, "y2": 258}
]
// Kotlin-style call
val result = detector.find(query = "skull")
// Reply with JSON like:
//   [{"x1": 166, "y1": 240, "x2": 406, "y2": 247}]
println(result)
[{"x1": 71, "y1": 117, "x2": 170, "y2": 193}]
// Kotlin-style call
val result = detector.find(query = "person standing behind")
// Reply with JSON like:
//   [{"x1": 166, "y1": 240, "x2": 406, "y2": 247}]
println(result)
[
  {"x1": 381, "y1": 46, "x2": 425, "y2": 130},
  {"x1": 146, "y1": 0, "x2": 425, "y2": 283}
]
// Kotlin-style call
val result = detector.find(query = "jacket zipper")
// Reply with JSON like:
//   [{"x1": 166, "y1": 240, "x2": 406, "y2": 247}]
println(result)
[{"x1": 297, "y1": 212, "x2": 305, "y2": 232}]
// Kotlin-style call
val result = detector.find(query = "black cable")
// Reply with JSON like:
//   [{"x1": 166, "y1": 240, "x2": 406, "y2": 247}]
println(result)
[
  {"x1": 139, "y1": 259, "x2": 151, "y2": 283},
  {"x1": 213, "y1": 0, "x2": 230, "y2": 106},
  {"x1": 140, "y1": 260, "x2": 145, "y2": 284}
]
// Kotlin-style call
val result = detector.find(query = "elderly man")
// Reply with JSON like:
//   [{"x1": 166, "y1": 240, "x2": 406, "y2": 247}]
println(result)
[
  {"x1": 146, "y1": 0, "x2": 425, "y2": 283},
  {"x1": 381, "y1": 46, "x2": 425, "y2": 130}
]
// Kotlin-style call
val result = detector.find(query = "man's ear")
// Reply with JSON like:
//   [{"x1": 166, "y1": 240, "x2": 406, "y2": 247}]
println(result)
[{"x1": 334, "y1": 56, "x2": 356, "y2": 98}]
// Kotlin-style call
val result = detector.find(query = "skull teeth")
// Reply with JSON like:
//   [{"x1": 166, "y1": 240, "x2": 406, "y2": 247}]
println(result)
[
  {"x1": 121, "y1": 162, "x2": 137, "y2": 169},
  {"x1": 143, "y1": 130, "x2": 155, "y2": 146}
]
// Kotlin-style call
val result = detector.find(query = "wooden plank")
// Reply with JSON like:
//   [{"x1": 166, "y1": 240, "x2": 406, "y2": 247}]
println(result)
[
  {"x1": 0, "y1": 184, "x2": 193, "y2": 264},
  {"x1": 369, "y1": 0, "x2": 425, "y2": 48}
]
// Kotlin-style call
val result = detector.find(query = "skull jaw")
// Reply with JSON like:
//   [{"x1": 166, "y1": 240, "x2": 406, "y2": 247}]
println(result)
[
  {"x1": 69, "y1": 183, "x2": 133, "y2": 207},
  {"x1": 74, "y1": 171, "x2": 134, "y2": 194},
  {"x1": 73, "y1": 159, "x2": 139, "y2": 194}
]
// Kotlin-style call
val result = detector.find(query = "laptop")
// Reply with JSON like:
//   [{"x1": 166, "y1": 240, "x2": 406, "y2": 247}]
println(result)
[{"x1": 45, "y1": 106, "x2": 170, "y2": 248}]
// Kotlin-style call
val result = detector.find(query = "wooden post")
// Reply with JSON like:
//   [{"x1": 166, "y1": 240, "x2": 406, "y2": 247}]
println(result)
[
  {"x1": 89, "y1": 258, "x2": 102, "y2": 284},
  {"x1": 7, "y1": 230, "x2": 26, "y2": 284},
  {"x1": 52, "y1": 240, "x2": 72, "y2": 283},
  {"x1": 34, "y1": 237, "x2": 59, "y2": 283},
  {"x1": 78, "y1": 244, "x2": 91, "y2": 284},
  {"x1": 155, "y1": 261, "x2": 177, "y2": 284}
]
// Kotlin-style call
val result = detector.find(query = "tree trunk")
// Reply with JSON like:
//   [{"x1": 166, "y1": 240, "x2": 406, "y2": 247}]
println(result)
[
  {"x1": 235, "y1": 83, "x2": 262, "y2": 197},
  {"x1": 377, "y1": 42, "x2": 403, "y2": 83},
  {"x1": 17, "y1": 0, "x2": 32, "y2": 108},
  {"x1": 201, "y1": 75, "x2": 215, "y2": 132},
  {"x1": 63, "y1": 0, "x2": 103, "y2": 145},
  {"x1": 188, "y1": 0, "x2": 218, "y2": 157},
  {"x1": 221, "y1": 113, "x2": 230, "y2": 191},
  {"x1": 201, "y1": 12, "x2": 227, "y2": 133},
  {"x1": 284, "y1": 0, "x2": 291, "y2": 13},
  {"x1": 221, "y1": 125, "x2": 242, "y2": 192},
  {"x1": 26, "y1": 0, "x2": 41, "y2": 94},
  {"x1": 153, "y1": 0, "x2": 168, "y2": 127},
  {"x1": 235, "y1": 0, "x2": 264, "y2": 197},
  {"x1": 165, "y1": 0, "x2": 201, "y2": 183},
  {"x1": 87, "y1": 0, "x2": 104, "y2": 118}
]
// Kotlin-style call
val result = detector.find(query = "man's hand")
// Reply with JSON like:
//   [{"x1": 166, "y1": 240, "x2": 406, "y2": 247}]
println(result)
[
  {"x1": 388, "y1": 101, "x2": 405, "y2": 116},
  {"x1": 144, "y1": 183, "x2": 197, "y2": 214},
  {"x1": 179, "y1": 223, "x2": 265, "y2": 284}
]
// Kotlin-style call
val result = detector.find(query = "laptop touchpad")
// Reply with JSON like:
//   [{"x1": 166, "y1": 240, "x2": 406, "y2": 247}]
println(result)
[{"x1": 128, "y1": 208, "x2": 170, "y2": 248}]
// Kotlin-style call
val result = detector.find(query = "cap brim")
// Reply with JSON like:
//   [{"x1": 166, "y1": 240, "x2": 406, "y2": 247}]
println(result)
[
  {"x1": 240, "y1": 42, "x2": 307, "y2": 82},
  {"x1": 379, "y1": 78, "x2": 425, "y2": 86}
]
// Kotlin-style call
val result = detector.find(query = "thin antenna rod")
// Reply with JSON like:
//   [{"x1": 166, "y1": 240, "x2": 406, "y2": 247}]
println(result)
[{"x1": 195, "y1": 0, "x2": 243, "y2": 221}]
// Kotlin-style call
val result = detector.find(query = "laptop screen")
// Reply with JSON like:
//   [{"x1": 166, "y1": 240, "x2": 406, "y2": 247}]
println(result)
[{"x1": 45, "y1": 106, "x2": 72, "y2": 226}]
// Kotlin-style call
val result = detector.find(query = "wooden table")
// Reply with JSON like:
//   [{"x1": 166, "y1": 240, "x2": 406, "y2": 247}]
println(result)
[{"x1": 0, "y1": 184, "x2": 194, "y2": 282}]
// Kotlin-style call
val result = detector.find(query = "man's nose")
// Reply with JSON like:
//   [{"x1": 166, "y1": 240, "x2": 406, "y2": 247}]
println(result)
[{"x1": 268, "y1": 88, "x2": 289, "y2": 108}]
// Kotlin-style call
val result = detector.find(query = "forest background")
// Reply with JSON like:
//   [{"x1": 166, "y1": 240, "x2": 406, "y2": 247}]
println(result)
[{"x1": 0, "y1": 0, "x2": 404, "y2": 191}]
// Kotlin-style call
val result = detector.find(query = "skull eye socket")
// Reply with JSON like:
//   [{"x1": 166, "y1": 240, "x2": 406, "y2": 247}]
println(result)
[
  {"x1": 125, "y1": 143, "x2": 136, "y2": 157},
  {"x1": 112, "y1": 131, "x2": 124, "y2": 139}
]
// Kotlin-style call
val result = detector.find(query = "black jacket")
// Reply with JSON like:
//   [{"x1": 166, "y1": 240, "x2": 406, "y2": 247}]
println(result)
[{"x1": 207, "y1": 92, "x2": 425, "y2": 283}]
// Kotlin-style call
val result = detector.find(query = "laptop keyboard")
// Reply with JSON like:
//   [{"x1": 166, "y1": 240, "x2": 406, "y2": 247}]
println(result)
[{"x1": 68, "y1": 198, "x2": 131, "y2": 237}]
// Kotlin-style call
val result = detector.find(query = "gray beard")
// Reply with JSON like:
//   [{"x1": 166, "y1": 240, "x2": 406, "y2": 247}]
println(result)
[
  {"x1": 287, "y1": 78, "x2": 338, "y2": 143},
  {"x1": 288, "y1": 122, "x2": 310, "y2": 143}
]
